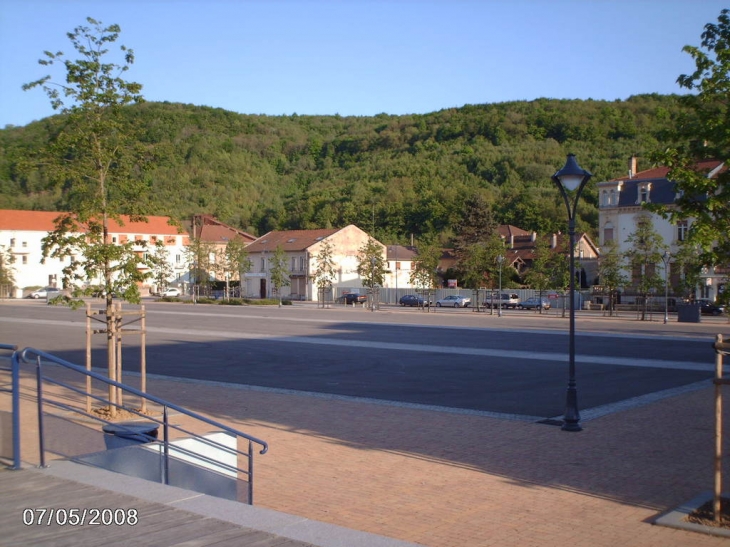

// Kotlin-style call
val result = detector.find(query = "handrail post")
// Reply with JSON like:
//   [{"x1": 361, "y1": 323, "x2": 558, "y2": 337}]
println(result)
[
  {"x1": 86, "y1": 302, "x2": 92, "y2": 414},
  {"x1": 35, "y1": 356, "x2": 47, "y2": 468},
  {"x1": 163, "y1": 405, "x2": 169, "y2": 485},
  {"x1": 140, "y1": 305, "x2": 147, "y2": 413},
  {"x1": 248, "y1": 439, "x2": 254, "y2": 504},
  {"x1": 715, "y1": 333, "x2": 724, "y2": 523},
  {"x1": 11, "y1": 349, "x2": 21, "y2": 469}
]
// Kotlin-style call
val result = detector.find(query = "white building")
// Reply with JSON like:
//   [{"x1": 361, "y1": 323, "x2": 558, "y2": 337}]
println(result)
[
  {"x1": 597, "y1": 157, "x2": 726, "y2": 300},
  {"x1": 0, "y1": 209, "x2": 188, "y2": 296}
]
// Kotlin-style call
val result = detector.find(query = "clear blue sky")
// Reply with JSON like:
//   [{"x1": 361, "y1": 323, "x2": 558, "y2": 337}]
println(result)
[{"x1": 1, "y1": 0, "x2": 727, "y2": 127}]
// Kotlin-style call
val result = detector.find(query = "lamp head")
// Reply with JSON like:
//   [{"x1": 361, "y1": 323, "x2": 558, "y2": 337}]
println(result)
[{"x1": 552, "y1": 154, "x2": 592, "y2": 191}]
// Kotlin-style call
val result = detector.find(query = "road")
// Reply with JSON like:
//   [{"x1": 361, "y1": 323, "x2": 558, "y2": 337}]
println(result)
[{"x1": 1, "y1": 299, "x2": 727, "y2": 422}]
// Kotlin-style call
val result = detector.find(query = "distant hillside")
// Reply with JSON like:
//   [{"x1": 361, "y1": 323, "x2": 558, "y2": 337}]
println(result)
[{"x1": 0, "y1": 94, "x2": 685, "y2": 244}]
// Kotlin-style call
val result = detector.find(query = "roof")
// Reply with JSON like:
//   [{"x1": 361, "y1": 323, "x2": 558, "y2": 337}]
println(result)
[
  {"x1": 192, "y1": 214, "x2": 256, "y2": 244},
  {"x1": 608, "y1": 159, "x2": 725, "y2": 183},
  {"x1": 497, "y1": 225, "x2": 531, "y2": 239},
  {"x1": 247, "y1": 228, "x2": 342, "y2": 252},
  {"x1": 0, "y1": 209, "x2": 182, "y2": 234},
  {"x1": 603, "y1": 159, "x2": 726, "y2": 208},
  {"x1": 386, "y1": 245, "x2": 418, "y2": 261}
]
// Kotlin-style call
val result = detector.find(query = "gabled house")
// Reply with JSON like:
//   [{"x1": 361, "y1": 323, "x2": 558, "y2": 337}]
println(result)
[
  {"x1": 437, "y1": 225, "x2": 599, "y2": 289},
  {"x1": 0, "y1": 209, "x2": 187, "y2": 295},
  {"x1": 244, "y1": 225, "x2": 383, "y2": 300},
  {"x1": 598, "y1": 157, "x2": 726, "y2": 299},
  {"x1": 384, "y1": 245, "x2": 419, "y2": 289}
]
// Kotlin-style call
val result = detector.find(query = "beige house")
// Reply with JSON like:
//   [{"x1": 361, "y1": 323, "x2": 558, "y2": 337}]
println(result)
[{"x1": 244, "y1": 225, "x2": 383, "y2": 300}]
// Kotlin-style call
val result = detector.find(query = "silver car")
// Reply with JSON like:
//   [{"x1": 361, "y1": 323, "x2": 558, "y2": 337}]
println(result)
[
  {"x1": 28, "y1": 287, "x2": 61, "y2": 299},
  {"x1": 435, "y1": 295, "x2": 471, "y2": 308}
]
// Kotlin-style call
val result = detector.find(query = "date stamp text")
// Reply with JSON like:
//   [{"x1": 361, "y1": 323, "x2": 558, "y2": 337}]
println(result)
[{"x1": 23, "y1": 508, "x2": 138, "y2": 526}]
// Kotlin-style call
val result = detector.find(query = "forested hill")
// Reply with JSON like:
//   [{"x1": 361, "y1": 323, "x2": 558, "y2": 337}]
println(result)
[{"x1": 0, "y1": 94, "x2": 685, "y2": 244}]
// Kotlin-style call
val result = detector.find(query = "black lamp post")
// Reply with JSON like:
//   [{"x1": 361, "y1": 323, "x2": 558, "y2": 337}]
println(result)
[
  {"x1": 552, "y1": 154, "x2": 592, "y2": 432},
  {"x1": 661, "y1": 250, "x2": 671, "y2": 324},
  {"x1": 497, "y1": 255, "x2": 504, "y2": 317}
]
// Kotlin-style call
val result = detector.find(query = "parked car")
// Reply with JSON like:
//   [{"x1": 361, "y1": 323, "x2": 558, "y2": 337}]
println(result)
[
  {"x1": 484, "y1": 293, "x2": 520, "y2": 309},
  {"x1": 338, "y1": 292, "x2": 367, "y2": 305},
  {"x1": 161, "y1": 287, "x2": 181, "y2": 297},
  {"x1": 518, "y1": 297, "x2": 551, "y2": 310},
  {"x1": 399, "y1": 294, "x2": 431, "y2": 307},
  {"x1": 698, "y1": 299, "x2": 725, "y2": 316},
  {"x1": 435, "y1": 295, "x2": 471, "y2": 308},
  {"x1": 28, "y1": 287, "x2": 61, "y2": 299}
]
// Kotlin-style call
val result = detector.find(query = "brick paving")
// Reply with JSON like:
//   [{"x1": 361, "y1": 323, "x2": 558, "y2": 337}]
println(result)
[{"x1": 3, "y1": 313, "x2": 730, "y2": 546}]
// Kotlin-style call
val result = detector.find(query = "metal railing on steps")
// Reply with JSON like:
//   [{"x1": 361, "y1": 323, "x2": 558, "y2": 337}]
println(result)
[{"x1": 4, "y1": 345, "x2": 268, "y2": 504}]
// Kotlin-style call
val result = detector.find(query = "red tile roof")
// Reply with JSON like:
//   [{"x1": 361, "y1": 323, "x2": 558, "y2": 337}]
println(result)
[
  {"x1": 0, "y1": 209, "x2": 182, "y2": 234},
  {"x1": 248, "y1": 228, "x2": 341, "y2": 252},
  {"x1": 610, "y1": 159, "x2": 725, "y2": 182}
]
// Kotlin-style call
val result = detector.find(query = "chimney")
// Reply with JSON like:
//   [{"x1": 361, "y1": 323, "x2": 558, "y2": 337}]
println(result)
[
  {"x1": 551, "y1": 233, "x2": 557, "y2": 249},
  {"x1": 531, "y1": 231, "x2": 537, "y2": 242},
  {"x1": 509, "y1": 235, "x2": 514, "y2": 249},
  {"x1": 629, "y1": 156, "x2": 637, "y2": 178}
]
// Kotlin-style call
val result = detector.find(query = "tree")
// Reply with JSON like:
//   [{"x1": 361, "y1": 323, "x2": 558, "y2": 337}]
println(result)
[
  {"x1": 524, "y1": 236, "x2": 554, "y2": 313},
  {"x1": 184, "y1": 237, "x2": 215, "y2": 298},
  {"x1": 624, "y1": 216, "x2": 668, "y2": 320},
  {"x1": 147, "y1": 241, "x2": 174, "y2": 293},
  {"x1": 452, "y1": 193, "x2": 497, "y2": 262},
  {"x1": 269, "y1": 245, "x2": 290, "y2": 306},
  {"x1": 23, "y1": 18, "x2": 149, "y2": 409},
  {"x1": 223, "y1": 237, "x2": 252, "y2": 297},
  {"x1": 313, "y1": 239, "x2": 337, "y2": 301},
  {"x1": 410, "y1": 243, "x2": 441, "y2": 291},
  {"x1": 671, "y1": 241, "x2": 704, "y2": 300},
  {"x1": 597, "y1": 239, "x2": 629, "y2": 316},
  {"x1": 356, "y1": 237, "x2": 387, "y2": 291},
  {"x1": 0, "y1": 244, "x2": 16, "y2": 292},
  {"x1": 651, "y1": 9, "x2": 730, "y2": 273}
]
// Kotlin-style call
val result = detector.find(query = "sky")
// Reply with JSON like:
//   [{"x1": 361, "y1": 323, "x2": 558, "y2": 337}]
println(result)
[{"x1": 1, "y1": 0, "x2": 728, "y2": 128}]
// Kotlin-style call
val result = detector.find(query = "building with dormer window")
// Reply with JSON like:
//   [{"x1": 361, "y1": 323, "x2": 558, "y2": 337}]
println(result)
[{"x1": 597, "y1": 157, "x2": 726, "y2": 300}]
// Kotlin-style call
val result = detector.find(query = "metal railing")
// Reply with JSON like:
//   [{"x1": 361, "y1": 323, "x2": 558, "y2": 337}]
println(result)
[
  {"x1": 0, "y1": 344, "x2": 20, "y2": 469},
  {"x1": 8, "y1": 346, "x2": 268, "y2": 504}
]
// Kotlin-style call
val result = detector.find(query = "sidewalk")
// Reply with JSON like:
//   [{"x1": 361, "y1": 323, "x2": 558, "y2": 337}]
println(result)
[{"x1": 3, "y1": 363, "x2": 729, "y2": 547}]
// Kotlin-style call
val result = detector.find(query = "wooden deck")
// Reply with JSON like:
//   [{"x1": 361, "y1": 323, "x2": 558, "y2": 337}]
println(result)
[{"x1": 0, "y1": 468, "x2": 316, "y2": 546}]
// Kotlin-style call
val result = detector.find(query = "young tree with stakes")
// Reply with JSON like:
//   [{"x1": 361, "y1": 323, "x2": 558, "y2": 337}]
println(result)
[
  {"x1": 313, "y1": 239, "x2": 337, "y2": 304},
  {"x1": 24, "y1": 18, "x2": 151, "y2": 409},
  {"x1": 269, "y1": 245, "x2": 290, "y2": 306}
]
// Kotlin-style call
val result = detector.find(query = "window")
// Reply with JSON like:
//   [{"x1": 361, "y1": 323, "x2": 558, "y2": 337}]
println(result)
[
  {"x1": 291, "y1": 257, "x2": 296, "y2": 271},
  {"x1": 22, "y1": 256, "x2": 27, "y2": 265},
  {"x1": 637, "y1": 184, "x2": 651, "y2": 204},
  {"x1": 112, "y1": 236, "x2": 117, "y2": 243},
  {"x1": 175, "y1": 254, "x2": 181, "y2": 264},
  {"x1": 261, "y1": 257, "x2": 266, "y2": 272},
  {"x1": 677, "y1": 220, "x2": 688, "y2": 242},
  {"x1": 21, "y1": 241, "x2": 27, "y2": 248},
  {"x1": 603, "y1": 222, "x2": 614, "y2": 243},
  {"x1": 609, "y1": 189, "x2": 616, "y2": 205},
  {"x1": 9, "y1": 238, "x2": 15, "y2": 247},
  {"x1": 299, "y1": 256, "x2": 305, "y2": 271}
]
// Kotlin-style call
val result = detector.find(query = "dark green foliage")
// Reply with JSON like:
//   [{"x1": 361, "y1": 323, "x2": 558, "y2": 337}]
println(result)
[{"x1": 1, "y1": 95, "x2": 687, "y2": 243}]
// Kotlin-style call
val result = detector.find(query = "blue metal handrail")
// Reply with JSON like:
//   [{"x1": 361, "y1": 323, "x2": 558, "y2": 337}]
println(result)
[{"x1": 15, "y1": 347, "x2": 268, "y2": 504}]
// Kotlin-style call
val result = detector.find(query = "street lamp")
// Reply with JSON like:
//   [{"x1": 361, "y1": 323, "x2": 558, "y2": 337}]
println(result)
[
  {"x1": 661, "y1": 250, "x2": 671, "y2": 324},
  {"x1": 497, "y1": 255, "x2": 505, "y2": 317},
  {"x1": 552, "y1": 153, "x2": 592, "y2": 432}
]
